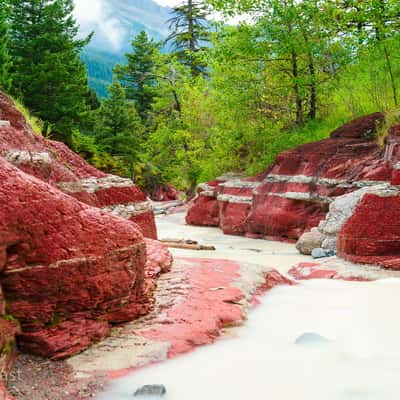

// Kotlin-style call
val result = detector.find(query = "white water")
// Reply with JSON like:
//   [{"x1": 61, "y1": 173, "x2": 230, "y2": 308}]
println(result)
[{"x1": 98, "y1": 278, "x2": 400, "y2": 400}]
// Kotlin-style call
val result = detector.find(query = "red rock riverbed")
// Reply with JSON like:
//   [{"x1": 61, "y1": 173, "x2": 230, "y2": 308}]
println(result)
[{"x1": 8, "y1": 211, "x2": 400, "y2": 400}]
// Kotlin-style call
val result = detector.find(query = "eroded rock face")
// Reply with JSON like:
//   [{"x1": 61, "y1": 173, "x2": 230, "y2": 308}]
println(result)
[
  {"x1": 0, "y1": 94, "x2": 172, "y2": 399},
  {"x1": 0, "y1": 93, "x2": 157, "y2": 239},
  {"x1": 151, "y1": 185, "x2": 179, "y2": 202},
  {"x1": 187, "y1": 113, "x2": 392, "y2": 241},
  {"x1": 337, "y1": 190, "x2": 400, "y2": 270},
  {"x1": 295, "y1": 184, "x2": 391, "y2": 255},
  {"x1": 0, "y1": 157, "x2": 161, "y2": 359}
]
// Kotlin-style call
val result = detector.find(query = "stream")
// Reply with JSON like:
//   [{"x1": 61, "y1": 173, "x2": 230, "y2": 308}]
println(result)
[{"x1": 98, "y1": 213, "x2": 400, "y2": 400}]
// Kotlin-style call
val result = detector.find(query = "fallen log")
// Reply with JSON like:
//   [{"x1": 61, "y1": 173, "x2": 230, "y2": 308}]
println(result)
[
  {"x1": 160, "y1": 239, "x2": 198, "y2": 245},
  {"x1": 161, "y1": 241, "x2": 216, "y2": 251}
]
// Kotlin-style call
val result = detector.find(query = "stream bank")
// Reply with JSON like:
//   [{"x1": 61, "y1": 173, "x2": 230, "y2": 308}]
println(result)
[{"x1": 7, "y1": 211, "x2": 400, "y2": 400}]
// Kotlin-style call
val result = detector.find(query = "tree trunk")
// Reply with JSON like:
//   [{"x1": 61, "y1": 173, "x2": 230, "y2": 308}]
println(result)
[
  {"x1": 291, "y1": 50, "x2": 303, "y2": 126},
  {"x1": 383, "y1": 43, "x2": 398, "y2": 107},
  {"x1": 303, "y1": 31, "x2": 317, "y2": 120}
]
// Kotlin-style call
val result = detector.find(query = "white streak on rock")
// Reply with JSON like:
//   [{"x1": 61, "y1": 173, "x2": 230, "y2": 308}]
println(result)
[{"x1": 58, "y1": 175, "x2": 134, "y2": 194}]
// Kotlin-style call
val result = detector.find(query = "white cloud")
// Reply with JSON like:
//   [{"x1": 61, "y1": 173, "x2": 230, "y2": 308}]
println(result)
[
  {"x1": 74, "y1": 0, "x2": 104, "y2": 24},
  {"x1": 153, "y1": 0, "x2": 182, "y2": 6},
  {"x1": 73, "y1": 0, "x2": 126, "y2": 51}
]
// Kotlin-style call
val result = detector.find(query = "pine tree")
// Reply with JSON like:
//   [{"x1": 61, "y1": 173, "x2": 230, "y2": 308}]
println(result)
[
  {"x1": 94, "y1": 81, "x2": 144, "y2": 176},
  {"x1": 0, "y1": 4, "x2": 11, "y2": 91},
  {"x1": 165, "y1": 0, "x2": 210, "y2": 76},
  {"x1": 8, "y1": 0, "x2": 91, "y2": 144},
  {"x1": 114, "y1": 31, "x2": 160, "y2": 121}
]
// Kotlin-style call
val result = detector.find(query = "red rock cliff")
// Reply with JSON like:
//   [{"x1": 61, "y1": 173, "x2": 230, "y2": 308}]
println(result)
[
  {"x1": 187, "y1": 113, "x2": 393, "y2": 241},
  {"x1": 0, "y1": 94, "x2": 172, "y2": 399},
  {"x1": 0, "y1": 93, "x2": 157, "y2": 239}
]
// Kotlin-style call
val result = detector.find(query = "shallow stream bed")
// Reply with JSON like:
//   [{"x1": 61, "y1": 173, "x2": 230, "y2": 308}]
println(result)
[{"x1": 98, "y1": 213, "x2": 400, "y2": 400}]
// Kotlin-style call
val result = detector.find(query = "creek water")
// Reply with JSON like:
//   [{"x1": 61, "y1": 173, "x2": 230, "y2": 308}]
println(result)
[{"x1": 97, "y1": 213, "x2": 400, "y2": 400}]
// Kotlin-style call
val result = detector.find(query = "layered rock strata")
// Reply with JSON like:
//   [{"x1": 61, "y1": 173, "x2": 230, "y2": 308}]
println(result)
[
  {"x1": 0, "y1": 93, "x2": 174, "y2": 398},
  {"x1": 0, "y1": 157, "x2": 154, "y2": 359},
  {"x1": 0, "y1": 93, "x2": 157, "y2": 239},
  {"x1": 187, "y1": 113, "x2": 393, "y2": 242}
]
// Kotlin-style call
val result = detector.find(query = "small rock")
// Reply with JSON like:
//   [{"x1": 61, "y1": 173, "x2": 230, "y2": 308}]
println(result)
[
  {"x1": 296, "y1": 228, "x2": 323, "y2": 255},
  {"x1": 295, "y1": 332, "x2": 330, "y2": 345},
  {"x1": 134, "y1": 385, "x2": 166, "y2": 397},
  {"x1": 311, "y1": 248, "x2": 335, "y2": 259}
]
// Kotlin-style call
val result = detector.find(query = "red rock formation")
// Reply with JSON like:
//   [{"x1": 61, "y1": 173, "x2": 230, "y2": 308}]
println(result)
[
  {"x1": 0, "y1": 94, "x2": 174, "y2": 399},
  {"x1": 288, "y1": 262, "x2": 371, "y2": 282},
  {"x1": 0, "y1": 157, "x2": 155, "y2": 358},
  {"x1": 187, "y1": 113, "x2": 392, "y2": 241},
  {"x1": 186, "y1": 180, "x2": 222, "y2": 227},
  {"x1": 330, "y1": 112, "x2": 384, "y2": 138},
  {"x1": 140, "y1": 258, "x2": 293, "y2": 359},
  {"x1": 337, "y1": 192, "x2": 400, "y2": 270},
  {"x1": 0, "y1": 93, "x2": 157, "y2": 239},
  {"x1": 151, "y1": 185, "x2": 180, "y2": 202}
]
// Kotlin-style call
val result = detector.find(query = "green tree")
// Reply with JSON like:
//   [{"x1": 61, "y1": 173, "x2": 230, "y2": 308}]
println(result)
[
  {"x1": 331, "y1": 0, "x2": 400, "y2": 106},
  {"x1": 8, "y1": 0, "x2": 91, "y2": 144},
  {"x1": 209, "y1": 0, "x2": 345, "y2": 125},
  {"x1": 0, "y1": 4, "x2": 11, "y2": 91},
  {"x1": 114, "y1": 31, "x2": 160, "y2": 121},
  {"x1": 94, "y1": 81, "x2": 144, "y2": 177},
  {"x1": 165, "y1": 0, "x2": 210, "y2": 76}
]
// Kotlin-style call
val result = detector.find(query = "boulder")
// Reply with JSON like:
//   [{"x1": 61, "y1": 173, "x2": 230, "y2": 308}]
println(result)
[
  {"x1": 295, "y1": 184, "x2": 391, "y2": 255},
  {"x1": 246, "y1": 112, "x2": 391, "y2": 240},
  {"x1": 151, "y1": 185, "x2": 179, "y2": 202},
  {"x1": 337, "y1": 189, "x2": 400, "y2": 269},
  {"x1": 0, "y1": 93, "x2": 157, "y2": 239},
  {"x1": 0, "y1": 157, "x2": 154, "y2": 359},
  {"x1": 311, "y1": 248, "x2": 335, "y2": 259},
  {"x1": 134, "y1": 385, "x2": 166, "y2": 397},
  {"x1": 295, "y1": 228, "x2": 323, "y2": 255},
  {"x1": 185, "y1": 180, "x2": 221, "y2": 227},
  {"x1": 295, "y1": 332, "x2": 331, "y2": 345}
]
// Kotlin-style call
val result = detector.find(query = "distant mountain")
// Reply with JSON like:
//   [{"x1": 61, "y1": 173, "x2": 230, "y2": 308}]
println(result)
[
  {"x1": 81, "y1": 49, "x2": 125, "y2": 98},
  {"x1": 78, "y1": 0, "x2": 173, "y2": 97}
]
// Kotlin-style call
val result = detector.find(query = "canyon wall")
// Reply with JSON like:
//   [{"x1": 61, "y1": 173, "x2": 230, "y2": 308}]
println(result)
[
  {"x1": 0, "y1": 93, "x2": 157, "y2": 239},
  {"x1": 187, "y1": 113, "x2": 400, "y2": 269},
  {"x1": 0, "y1": 94, "x2": 172, "y2": 397}
]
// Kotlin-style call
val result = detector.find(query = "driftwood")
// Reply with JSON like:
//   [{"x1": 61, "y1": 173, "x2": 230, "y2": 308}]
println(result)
[
  {"x1": 161, "y1": 239, "x2": 198, "y2": 245},
  {"x1": 160, "y1": 239, "x2": 216, "y2": 251}
]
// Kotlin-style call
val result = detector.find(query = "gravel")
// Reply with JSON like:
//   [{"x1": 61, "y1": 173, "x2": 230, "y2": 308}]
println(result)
[{"x1": 7, "y1": 353, "x2": 107, "y2": 400}]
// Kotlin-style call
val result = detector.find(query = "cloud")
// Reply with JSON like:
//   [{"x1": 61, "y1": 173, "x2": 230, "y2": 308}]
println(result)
[
  {"x1": 74, "y1": 0, "x2": 104, "y2": 24},
  {"x1": 73, "y1": 0, "x2": 126, "y2": 51}
]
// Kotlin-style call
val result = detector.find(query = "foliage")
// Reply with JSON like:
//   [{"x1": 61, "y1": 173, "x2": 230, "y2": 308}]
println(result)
[
  {"x1": 1, "y1": 0, "x2": 400, "y2": 194},
  {"x1": 94, "y1": 81, "x2": 144, "y2": 177},
  {"x1": 0, "y1": 4, "x2": 11, "y2": 91},
  {"x1": 114, "y1": 31, "x2": 160, "y2": 121},
  {"x1": 13, "y1": 97, "x2": 44, "y2": 135},
  {"x1": 165, "y1": 0, "x2": 210, "y2": 76},
  {"x1": 7, "y1": 0, "x2": 91, "y2": 145}
]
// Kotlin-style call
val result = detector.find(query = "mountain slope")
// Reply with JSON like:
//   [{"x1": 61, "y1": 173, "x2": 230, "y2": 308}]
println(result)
[{"x1": 78, "y1": 0, "x2": 172, "y2": 96}]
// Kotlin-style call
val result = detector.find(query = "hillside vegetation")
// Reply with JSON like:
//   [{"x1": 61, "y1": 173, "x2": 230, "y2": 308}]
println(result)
[{"x1": 0, "y1": 0, "x2": 399, "y2": 194}]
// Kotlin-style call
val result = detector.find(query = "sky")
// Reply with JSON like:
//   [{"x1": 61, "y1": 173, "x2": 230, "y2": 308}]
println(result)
[
  {"x1": 74, "y1": 0, "x2": 181, "y2": 19},
  {"x1": 153, "y1": 0, "x2": 182, "y2": 5},
  {"x1": 73, "y1": 0, "x2": 244, "y2": 50}
]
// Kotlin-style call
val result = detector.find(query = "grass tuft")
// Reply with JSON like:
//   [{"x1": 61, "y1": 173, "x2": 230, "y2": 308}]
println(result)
[{"x1": 13, "y1": 98, "x2": 44, "y2": 135}]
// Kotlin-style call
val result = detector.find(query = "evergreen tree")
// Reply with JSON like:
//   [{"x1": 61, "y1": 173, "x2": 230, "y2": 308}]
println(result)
[
  {"x1": 0, "y1": 4, "x2": 11, "y2": 91},
  {"x1": 94, "y1": 81, "x2": 144, "y2": 176},
  {"x1": 8, "y1": 0, "x2": 91, "y2": 144},
  {"x1": 165, "y1": 0, "x2": 210, "y2": 76},
  {"x1": 114, "y1": 31, "x2": 159, "y2": 121}
]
